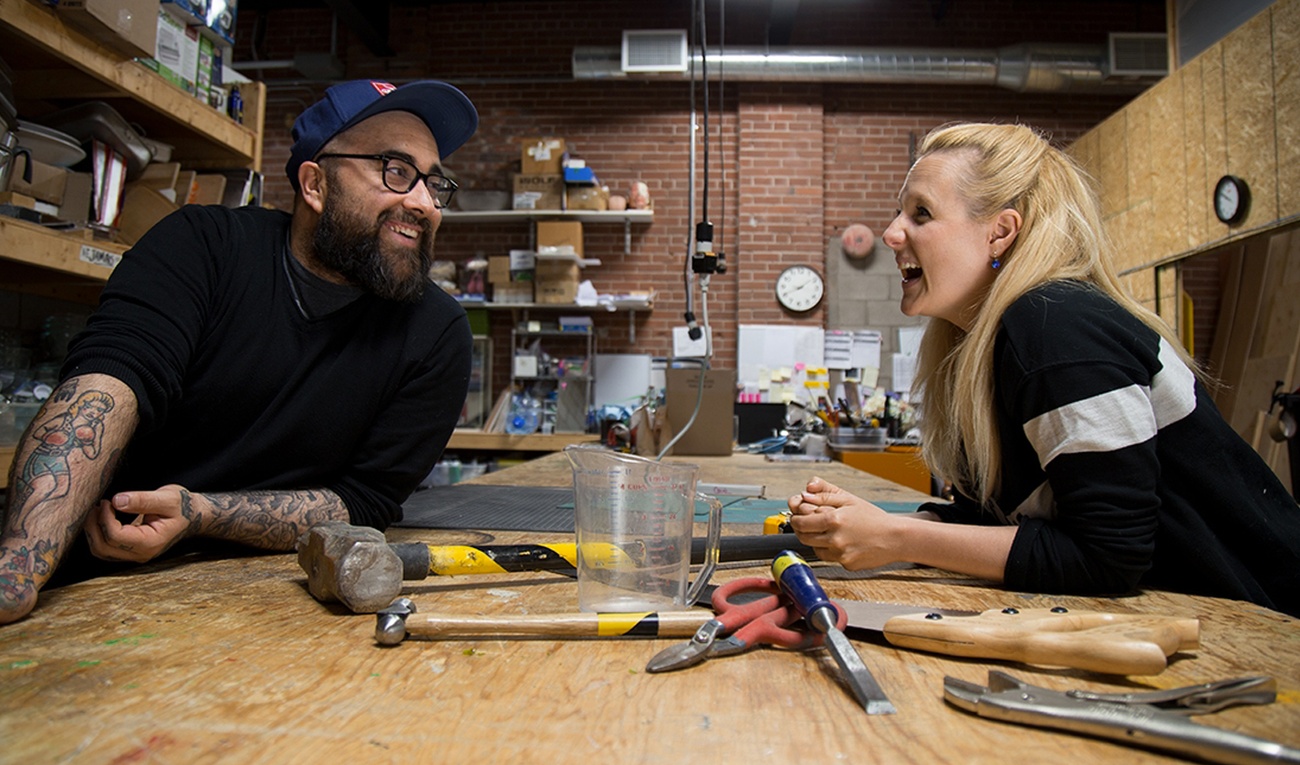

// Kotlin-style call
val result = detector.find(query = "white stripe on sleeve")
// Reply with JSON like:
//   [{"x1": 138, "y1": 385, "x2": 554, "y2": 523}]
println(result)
[{"x1": 1024, "y1": 386, "x2": 1156, "y2": 467}]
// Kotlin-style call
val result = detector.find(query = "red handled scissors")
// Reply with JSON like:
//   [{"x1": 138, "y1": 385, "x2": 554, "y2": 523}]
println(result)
[{"x1": 644, "y1": 576, "x2": 848, "y2": 672}]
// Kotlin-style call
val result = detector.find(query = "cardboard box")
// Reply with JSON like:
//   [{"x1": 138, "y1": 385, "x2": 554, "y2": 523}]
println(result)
[
  {"x1": 535, "y1": 278, "x2": 577, "y2": 305},
  {"x1": 191, "y1": 173, "x2": 227, "y2": 205},
  {"x1": 147, "y1": 10, "x2": 196, "y2": 94},
  {"x1": 566, "y1": 185, "x2": 608, "y2": 211},
  {"x1": 509, "y1": 249, "x2": 535, "y2": 279},
  {"x1": 195, "y1": 34, "x2": 216, "y2": 104},
  {"x1": 10, "y1": 156, "x2": 69, "y2": 206},
  {"x1": 58, "y1": 172, "x2": 94, "y2": 224},
  {"x1": 0, "y1": 191, "x2": 38, "y2": 211},
  {"x1": 533, "y1": 256, "x2": 579, "y2": 305},
  {"x1": 58, "y1": 0, "x2": 159, "y2": 60},
  {"x1": 536, "y1": 220, "x2": 584, "y2": 256},
  {"x1": 162, "y1": 0, "x2": 236, "y2": 46},
  {"x1": 664, "y1": 368, "x2": 737, "y2": 455},
  {"x1": 512, "y1": 174, "x2": 563, "y2": 210},
  {"x1": 116, "y1": 183, "x2": 179, "y2": 246},
  {"x1": 492, "y1": 283, "x2": 534, "y2": 304},
  {"x1": 520, "y1": 137, "x2": 565, "y2": 175}
]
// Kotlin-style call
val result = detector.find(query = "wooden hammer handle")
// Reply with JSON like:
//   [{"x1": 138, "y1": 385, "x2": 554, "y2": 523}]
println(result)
[{"x1": 401, "y1": 610, "x2": 712, "y2": 639}]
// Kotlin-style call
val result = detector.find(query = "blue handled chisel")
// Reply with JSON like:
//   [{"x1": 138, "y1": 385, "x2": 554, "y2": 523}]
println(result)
[{"x1": 773, "y1": 550, "x2": 898, "y2": 715}]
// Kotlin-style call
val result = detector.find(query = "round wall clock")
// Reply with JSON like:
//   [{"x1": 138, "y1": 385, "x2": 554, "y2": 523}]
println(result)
[
  {"x1": 775, "y1": 265, "x2": 825, "y2": 312},
  {"x1": 1214, "y1": 175, "x2": 1249, "y2": 225}
]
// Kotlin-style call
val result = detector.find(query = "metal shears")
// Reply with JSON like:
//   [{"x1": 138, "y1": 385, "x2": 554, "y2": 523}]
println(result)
[{"x1": 644, "y1": 576, "x2": 845, "y2": 672}]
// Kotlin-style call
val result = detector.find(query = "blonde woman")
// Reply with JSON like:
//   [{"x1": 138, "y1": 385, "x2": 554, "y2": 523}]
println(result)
[{"x1": 789, "y1": 123, "x2": 1300, "y2": 616}]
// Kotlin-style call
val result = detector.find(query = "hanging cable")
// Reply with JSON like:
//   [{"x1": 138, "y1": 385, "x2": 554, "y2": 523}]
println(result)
[
  {"x1": 716, "y1": 0, "x2": 727, "y2": 273},
  {"x1": 683, "y1": 0, "x2": 700, "y2": 340},
  {"x1": 691, "y1": 0, "x2": 720, "y2": 281}
]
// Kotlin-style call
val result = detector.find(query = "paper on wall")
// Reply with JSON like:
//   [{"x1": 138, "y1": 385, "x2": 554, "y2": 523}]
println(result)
[
  {"x1": 898, "y1": 325, "x2": 926, "y2": 357},
  {"x1": 672, "y1": 326, "x2": 710, "y2": 358},
  {"x1": 892, "y1": 353, "x2": 917, "y2": 397}
]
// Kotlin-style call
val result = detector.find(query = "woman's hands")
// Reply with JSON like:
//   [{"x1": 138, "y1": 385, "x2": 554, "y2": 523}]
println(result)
[
  {"x1": 789, "y1": 475, "x2": 1015, "y2": 582},
  {"x1": 786, "y1": 476, "x2": 909, "y2": 570},
  {"x1": 83, "y1": 485, "x2": 201, "y2": 563}
]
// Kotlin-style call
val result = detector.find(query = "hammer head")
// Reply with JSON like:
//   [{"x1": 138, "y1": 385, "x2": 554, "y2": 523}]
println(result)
[{"x1": 297, "y1": 521, "x2": 404, "y2": 613}]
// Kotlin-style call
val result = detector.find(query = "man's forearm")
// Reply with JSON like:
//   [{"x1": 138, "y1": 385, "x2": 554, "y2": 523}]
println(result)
[
  {"x1": 1, "y1": 374, "x2": 137, "y2": 621},
  {"x1": 186, "y1": 489, "x2": 350, "y2": 550}
]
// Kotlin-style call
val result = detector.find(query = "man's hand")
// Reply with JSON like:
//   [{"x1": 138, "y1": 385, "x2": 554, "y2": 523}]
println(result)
[{"x1": 83, "y1": 485, "x2": 201, "y2": 563}]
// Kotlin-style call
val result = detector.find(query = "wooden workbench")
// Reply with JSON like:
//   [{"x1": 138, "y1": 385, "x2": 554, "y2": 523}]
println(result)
[{"x1": 1, "y1": 453, "x2": 1297, "y2": 763}]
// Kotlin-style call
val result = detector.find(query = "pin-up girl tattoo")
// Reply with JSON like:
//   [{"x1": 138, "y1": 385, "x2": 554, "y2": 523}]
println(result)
[{"x1": 10, "y1": 390, "x2": 116, "y2": 513}]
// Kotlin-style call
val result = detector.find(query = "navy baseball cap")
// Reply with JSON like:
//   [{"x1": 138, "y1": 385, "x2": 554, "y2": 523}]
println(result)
[{"x1": 286, "y1": 79, "x2": 478, "y2": 191}]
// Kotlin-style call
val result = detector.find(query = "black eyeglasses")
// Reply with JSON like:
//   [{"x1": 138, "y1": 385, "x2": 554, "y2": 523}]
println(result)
[{"x1": 315, "y1": 153, "x2": 458, "y2": 209}]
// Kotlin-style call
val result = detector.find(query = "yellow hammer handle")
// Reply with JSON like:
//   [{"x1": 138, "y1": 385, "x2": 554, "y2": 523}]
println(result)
[
  {"x1": 401, "y1": 610, "x2": 713, "y2": 639},
  {"x1": 882, "y1": 608, "x2": 1200, "y2": 676}
]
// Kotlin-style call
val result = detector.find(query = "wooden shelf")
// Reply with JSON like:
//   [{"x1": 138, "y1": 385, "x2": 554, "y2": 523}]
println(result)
[
  {"x1": 0, "y1": 216, "x2": 123, "y2": 282},
  {"x1": 442, "y1": 208, "x2": 652, "y2": 255},
  {"x1": 441, "y1": 209, "x2": 653, "y2": 224},
  {"x1": 0, "y1": 446, "x2": 13, "y2": 489},
  {"x1": 447, "y1": 430, "x2": 600, "y2": 452},
  {"x1": 0, "y1": 0, "x2": 265, "y2": 171},
  {"x1": 462, "y1": 297, "x2": 654, "y2": 312}
]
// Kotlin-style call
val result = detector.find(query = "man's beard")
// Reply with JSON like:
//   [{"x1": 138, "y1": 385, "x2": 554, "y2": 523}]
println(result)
[{"x1": 312, "y1": 190, "x2": 436, "y2": 303}]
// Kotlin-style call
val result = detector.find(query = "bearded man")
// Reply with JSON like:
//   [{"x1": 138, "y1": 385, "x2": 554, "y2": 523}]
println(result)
[{"x1": 0, "y1": 80, "x2": 477, "y2": 623}]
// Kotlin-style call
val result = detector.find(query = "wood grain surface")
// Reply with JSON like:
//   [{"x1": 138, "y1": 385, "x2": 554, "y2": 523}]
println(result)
[{"x1": 1, "y1": 453, "x2": 1297, "y2": 763}]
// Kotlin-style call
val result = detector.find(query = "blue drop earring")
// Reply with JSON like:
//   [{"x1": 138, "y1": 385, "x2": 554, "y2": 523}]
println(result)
[{"x1": 991, "y1": 257, "x2": 1002, "y2": 270}]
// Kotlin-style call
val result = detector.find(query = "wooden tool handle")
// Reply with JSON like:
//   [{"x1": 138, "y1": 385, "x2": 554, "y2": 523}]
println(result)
[
  {"x1": 882, "y1": 608, "x2": 1200, "y2": 676},
  {"x1": 402, "y1": 610, "x2": 713, "y2": 639}
]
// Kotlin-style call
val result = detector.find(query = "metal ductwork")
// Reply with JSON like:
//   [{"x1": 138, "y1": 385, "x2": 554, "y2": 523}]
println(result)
[{"x1": 573, "y1": 42, "x2": 1163, "y2": 93}]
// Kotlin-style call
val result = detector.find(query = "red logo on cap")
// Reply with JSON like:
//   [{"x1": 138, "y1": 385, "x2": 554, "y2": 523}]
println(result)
[{"x1": 370, "y1": 81, "x2": 397, "y2": 97}]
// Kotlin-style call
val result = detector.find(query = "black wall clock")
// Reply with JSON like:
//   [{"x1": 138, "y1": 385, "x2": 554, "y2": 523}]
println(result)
[{"x1": 1214, "y1": 175, "x2": 1250, "y2": 225}]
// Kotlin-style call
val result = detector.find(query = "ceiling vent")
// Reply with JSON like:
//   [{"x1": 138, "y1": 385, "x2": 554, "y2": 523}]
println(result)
[
  {"x1": 1108, "y1": 33, "x2": 1168, "y2": 77},
  {"x1": 621, "y1": 30, "x2": 689, "y2": 73}
]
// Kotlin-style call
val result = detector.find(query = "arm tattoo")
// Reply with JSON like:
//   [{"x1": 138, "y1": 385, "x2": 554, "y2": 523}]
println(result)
[
  {"x1": 0, "y1": 540, "x2": 57, "y2": 605},
  {"x1": 7, "y1": 388, "x2": 118, "y2": 537},
  {"x1": 197, "y1": 489, "x2": 346, "y2": 550}
]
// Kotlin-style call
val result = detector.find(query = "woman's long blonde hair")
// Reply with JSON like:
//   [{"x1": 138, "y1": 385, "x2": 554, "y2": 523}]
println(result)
[{"x1": 913, "y1": 123, "x2": 1195, "y2": 506}]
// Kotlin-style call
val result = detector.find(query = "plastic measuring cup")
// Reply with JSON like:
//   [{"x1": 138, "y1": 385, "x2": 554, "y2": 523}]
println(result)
[{"x1": 565, "y1": 444, "x2": 723, "y2": 612}]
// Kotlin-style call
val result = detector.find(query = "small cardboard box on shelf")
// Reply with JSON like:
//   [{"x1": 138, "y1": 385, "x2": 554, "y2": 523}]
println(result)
[
  {"x1": 536, "y1": 220, "x2": 583, "y2": 255},
  {"x1": 519, "y1": 137, "x2": 565, "y2": 175},
  {"x1": 58, "y1": 0, "x2": 159, "y2": 60},
  {"x1": 512, "y1": 174, "x2": 563, "y2": 210}
]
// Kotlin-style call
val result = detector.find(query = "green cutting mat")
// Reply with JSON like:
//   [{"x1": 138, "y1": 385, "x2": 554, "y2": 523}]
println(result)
[{"x1": 694, "y1": 497, "x2": 922, "y2": 523}]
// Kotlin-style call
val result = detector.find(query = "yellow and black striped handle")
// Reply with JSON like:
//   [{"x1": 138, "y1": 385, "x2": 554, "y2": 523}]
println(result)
[{"x1": 391, "y1": 537, "x2": 818, "y2": 580}]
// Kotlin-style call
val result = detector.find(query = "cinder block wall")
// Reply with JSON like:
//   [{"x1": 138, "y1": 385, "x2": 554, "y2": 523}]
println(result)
[{"x1": 237, "y1": 1, "x2": 1158, "y2": 398}]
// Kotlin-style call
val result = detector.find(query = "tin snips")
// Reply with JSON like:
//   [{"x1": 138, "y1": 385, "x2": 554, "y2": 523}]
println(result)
[{"x1": 944, "y1": 671, "x2": 1300, "y2": 764}]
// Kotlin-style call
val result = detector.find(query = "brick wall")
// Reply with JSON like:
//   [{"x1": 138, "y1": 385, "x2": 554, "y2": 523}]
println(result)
[{"x1": 236, "y1": 1, "x2": 1159, "y2": 398}]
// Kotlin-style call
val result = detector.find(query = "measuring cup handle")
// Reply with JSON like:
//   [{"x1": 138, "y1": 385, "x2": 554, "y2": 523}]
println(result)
[{"x1": 684, "y1": 492, "x2": 724, "y2": 606}]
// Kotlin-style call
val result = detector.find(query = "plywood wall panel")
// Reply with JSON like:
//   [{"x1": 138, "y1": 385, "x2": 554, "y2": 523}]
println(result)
[
  {"x1": 1208, "y1": 250, "x2": 1243, "y2": 399},
  {"x1": 1180, "y1": 59, "x2": 1212, "y2": 249},
  {"x1": 1070, "y1": 0, "x2": 1298, "y2": 275},
  {"x1": 1260, "y1": 232, "x2": 1300, "y2": 359},
  {"x1": 1097, "y1": 115, "x2": 1128, "y2": 219},
  {"x1": 1123, "y1": 269, "x2": 1156, "y2": 305},
  {"x1": 1274, "y1": 0, "x2": 1300, "y2": 217},
  {"x1": 1201, "y1": 42, "x2": 1229, "y2": 240},
  {"x1": 1071, "y1": 130, "x2": 1100, "y2": 189},
  {"x1": 1230, "y1": 355, "x2": 1291, "y2": 437},
  {"x1": 1143, "y1": 76, "x2": 1188, "y2": 260},
  {"x1": 1109, "y1": 206, "x2": 1144, "y2": 273},
  {"x1": 1215, "y1": 237, "x2": 1272, "y2": 424},
  {"x1": 1222, "y1": 11, "x2": 1278, "y2": 228}
]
